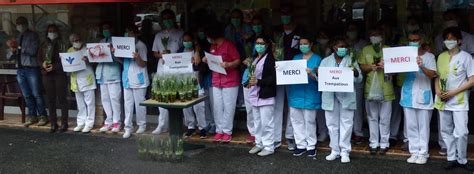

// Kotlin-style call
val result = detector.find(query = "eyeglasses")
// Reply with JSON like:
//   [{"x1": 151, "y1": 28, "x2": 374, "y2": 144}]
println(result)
[{"x1": 255, "y1": 42, "x2": 266, "y2": 45}]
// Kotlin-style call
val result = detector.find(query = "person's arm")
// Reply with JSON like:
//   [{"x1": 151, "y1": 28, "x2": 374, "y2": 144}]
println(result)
[
  {"x1": 441, "y1": 76, "x2": 474, "y2": 100},
  {"x1": 434, "y1": 77, "x2": 441, "y2": 97},
  {"x1": 133, "y1": 52, "x2": 147, "y2": 68},
  {"x1": 221, "y1": 42, "x2": 241, "y2": 69},
  {"x1": 22, "y1": 32, "x2": 39, "y2": 57},
  {"x1": 354, "y1": 63, "x2": 363, "y2": 83}
]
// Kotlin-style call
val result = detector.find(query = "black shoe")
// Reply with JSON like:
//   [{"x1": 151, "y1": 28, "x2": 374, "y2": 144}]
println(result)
[
  {"x1": 389, "y1": 138, "x2": 397, "y2": 147},
  {"x1": 458, "y1": 162, "x2": 474, "y2": 171},
  {"x1": 59, "y1": 124, "x2": 68, "y2": 133},
  {"x1": 199, "y1": 129, "x2": 207, "y2": 139},
  {"x1": 50, "y1": 124, "x2": 58, "y2": 133},
  {"x1": 293, "y1": 148, "x2": 306, "y2": 156},
  {"x1": 445, "y1": 161, "x2": 458, "y2": 170},
  {"x1": 401, "y1": 141, "x2": 409, "y2": 151},
  {"x1": 184, "y1": 129, "x2": 195, "y2": 138},
  {"x1": 369, "y1": 147, "x2": 378, "y2": 155},
  {"x1": 379, "y1": 148, "x2": 388, "y2": 155}
]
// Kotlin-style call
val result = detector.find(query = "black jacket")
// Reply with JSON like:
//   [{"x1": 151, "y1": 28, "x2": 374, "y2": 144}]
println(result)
[{"x1": 256, "y1": 53, "x2": 276, "y2": 99}]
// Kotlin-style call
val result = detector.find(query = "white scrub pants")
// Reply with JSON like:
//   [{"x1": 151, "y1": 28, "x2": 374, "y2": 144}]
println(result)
[
  {"x1": 290, "y1": 107, "x2": 317, "y2": 150},
  {"x1": 101, "y1": 83, "x2": 122, "y2": 126},
  {"x1": 439, "y1": 110, "x2": 469, "y2": 165},
  {"x1": 353, "y1": 82, "x2": 365, "y2": 137},
  {"x1": 325, "y1": 99, "x2": 353, "y2": 157},
  {"x1": 156, "y1": 107, "x2": 169, "y2": 131},
  {"x1": 317, "y1": 110, "x2": 328, "y2": 138},
  {"x1": 274, "y1": 86, "x2": 294, "y2": 141},
  {"x1": 404, "y1": 108, "x2": 432, "y2": 157},
  {"x1": 204, "y1": 88, "x2": 215, "y2": 127},
  {"x1": 243, "y1": 87, "x2": 255, "y2": 136},
  {"x1": 437, "y1": 111, "x2": 447, "y2": 149},
  {"x1": 75, "y1": 90, "x2": 96, "y2": 128},
  {"x1": 366, "y1": 100, "x2": 392, "y2": 148},
  {"x1": 124, "y1": 88, "x2": 147, "y2": 131},
  {"x1": 212, "y1": 86, "x2": 239, "y2": 135},
  {"x1": 253, "y1": 105, "x2": 275, "y2": 152},
  {"x1": 184, "y1": 101, "x2": 207, "y2": 130}
]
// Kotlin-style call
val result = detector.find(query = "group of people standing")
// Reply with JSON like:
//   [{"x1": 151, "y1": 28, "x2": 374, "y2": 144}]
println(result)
[{"x1": 4, "y1": 4, "x2": 474, "y2": 170}]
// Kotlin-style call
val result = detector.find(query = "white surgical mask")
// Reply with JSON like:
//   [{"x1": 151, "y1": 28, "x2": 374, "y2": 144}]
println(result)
[
  {"x1": 444, "y1": 40, "x2": 458, "y2": 50},
  {"x1": 444, "y1": 20, "x2": 458, "y2": 28},
  {"x1": 370, "y1": 36, "x2": 383, "y2": 45},
  {"x1": 16, "y1": 25, "x2": 26, "y2": 33},
  {"x1": 346, "y1": 31, "x2": 358, "y2": 40},
  {"x1": 72, "y1": 42, "x2": 82, "y2": 49},
  {"x1": 48, "y1": 32, "x2": 58, "y2": 40}
]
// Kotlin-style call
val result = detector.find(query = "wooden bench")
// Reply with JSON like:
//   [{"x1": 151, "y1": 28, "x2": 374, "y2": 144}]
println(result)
[{"x1": 0, "y1": 64, "x2": 25, "y2": 123}]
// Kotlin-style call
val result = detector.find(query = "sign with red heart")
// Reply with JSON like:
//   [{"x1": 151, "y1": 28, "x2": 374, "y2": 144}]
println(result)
[{"x1": 86, "y1": 43, "x2": 113, "y2": 63}]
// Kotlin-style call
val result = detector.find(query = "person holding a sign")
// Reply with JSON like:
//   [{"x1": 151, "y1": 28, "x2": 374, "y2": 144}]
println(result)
[
  {"x1": 246, "y1": 36, "x2": 277, "y2": 157},
  {"x1": 320, "y1": 37, "x2": 362, "y2": 163},
  {"x1": 38, "y1": 24, "x2": 69, "y2": 132},
  {"x1": 434, "y1": 28, "x2": 474, "y2": 170},
  {"x1": 67, "y1": 33, "x2": 97, "y2": 133},
  {"x1": 358, "y1": 28, "x2": 394, "y2": 155},
  {"x1": 202, "y1": 23, "x2": 241, "y2": 143},
  {"x1": 288, "y1": 36, "x2": 322, "y2": 157},
  {"x1": 120, "y1": 26, "x2": 150, "y2": 139},
  {"x1": 151, "y1": 9, "x2": 184, "y2": 135},
  {"x1": 96, "y1": 23, "x2": 123, "y2": 134},
  {"x1": 399, "y1": 31, "x2": 437, "y2": 165}
]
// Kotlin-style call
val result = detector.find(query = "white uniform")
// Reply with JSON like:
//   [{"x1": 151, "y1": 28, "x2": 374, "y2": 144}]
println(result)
[
  {"x1": 243, "y1": 86, "x2": 255, "y2": 136},
  {"x1": 290, "y1": 107, "x2": 317, "y2": 150},
  {"x1": 184, "y1": 71, "x2": 207, "y2": 131},
  {"x1": 99, "y1": 38, "x2": 122, "y2": 127},
  {"x1": 274, "y1": 85, "x2": 294, "y2": 142},
  {"x1": 69, "y1": 47, "x2": 97, "y2": 129},
  {"x1": 212, "y1": 86, "x2": 239, "y2": 134},
  {"x1": 400, "y1": 52, "x2": 436, "y2": 158},
  {"x1": 435, "y1": 50, "x2": 474, "y2": 165},
  {"x1": 152, "y1": 29, "x2": 184, "y2": 132},
  {"x1": 123, "y1": 40, "x2": 149, "y2": 131}
]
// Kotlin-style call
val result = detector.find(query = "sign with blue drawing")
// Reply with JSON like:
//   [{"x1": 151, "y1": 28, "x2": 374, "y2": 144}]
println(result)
[{"x1": 59, "y1": 51, "x2": 86, "y2": 72}]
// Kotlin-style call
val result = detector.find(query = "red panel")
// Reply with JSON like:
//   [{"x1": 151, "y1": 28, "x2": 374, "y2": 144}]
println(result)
[{"x1": 0, "y1": 0, "x2": 160, "y2": 5}]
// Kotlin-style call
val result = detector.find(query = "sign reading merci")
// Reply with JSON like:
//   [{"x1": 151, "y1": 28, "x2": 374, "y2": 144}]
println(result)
[
  {"x1": 275, "y1": 60, "x2": 308, "y2": 85},
  {"x1": 383, "y1": 46, "x2": 419, "y2": 74},
  {"x1": 318, "y1": 67, "x2": 354, "y2": 92}
]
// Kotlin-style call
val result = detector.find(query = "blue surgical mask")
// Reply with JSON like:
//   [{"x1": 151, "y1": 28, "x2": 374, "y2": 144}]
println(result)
[
  {"x1": 183, "y1": 41, "x2": 193, "y2": 49},
  {"x1": 336, "y1": 48, "x2": 348, "y2": 57},
  {"x1": 252, "y1": 25, "x2": 262, "y2": 34},
  {"x1": 281, "y1": 15, "x2": 291, "y2": 25},
  {"x1": 231, "y1": 18, "x2": 241, "y2": 27},
  {"x1": 162, "y1": 19, "x2": 174, "y2": 29},
  {"x1": 299, "y1": 44, "x2": 310, "y2": 54},
  {"x1": 102, "y1": 30, "x2": 111, "y2": 38},
  {"x1": 408, "y1": 41, "x2": 420, "y2": 48},
  {"x1": 254, "y1": 44, "x2": 266, "y2": 54},
  {"x1": 207, "y1": 38, "x2": 213, "y2": 44}
]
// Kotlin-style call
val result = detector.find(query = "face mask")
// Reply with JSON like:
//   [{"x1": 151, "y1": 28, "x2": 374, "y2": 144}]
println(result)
[
  {"x1": 444, "y1": 20, "x2": 458, "y2": 28},
  {"x1": 72, "y1": 42, "x2": 82, "y2": 49},
  {"x1": 252, "y1": 25, "x2": 262, "y2": 34},
  {"x1": 198, "y1": 32, "x2": 206, "y2": 40},
  {"x1": 207, "y1": 38, "x2": 213, "y2": 44},
  {"x1": 47, "y1": 32, "x2": 58, "y2": 40},
  {"x1": 408, "y1": 41, "x2": 420, "y2": 48},
  {"x1": 16, "y1": 24, "x2": 26, "y2": 33},
  {"x1": 336, "y1": 48, "x2": 348, "y2": 57},
  {"x1": 317, "y1": 39, "x2": 329, "y2": 45},
  {"x1": 299, "y1": 44, "x2": 310, "y2": 54},
  {"x1": 346, "y1": 31, "x2": 358, "y2": 40},
  {"x1": 281, "y1": 15, "x2": 291, "y2": 25},
  {"x1": 124, "y1": 32, "x2": 128, "y2": 37},
  {"x1": 254, "y1": 44, "x2": 266, "y2": 54},
  {"x1": 370, "y1": 36, "x2": 383, "y2": 45},
  {"x1": 183, "y1": 41, "x2": 193, "y2": 49},
  {"x1": 406, "y1": 25, "x2": 420, "y2": 32},
  {"x1": 102, "y1": 30, "x2": 111, "y2": 38},
  {"x1": 230, "y1": 18, "x2": 241, "y2": 27},
  {"x1": 163, "y1": 19, "x2": 174, "y2": 29},
  {"x1": 444, "y1": 40, "x2": 458, "y2": 50}
]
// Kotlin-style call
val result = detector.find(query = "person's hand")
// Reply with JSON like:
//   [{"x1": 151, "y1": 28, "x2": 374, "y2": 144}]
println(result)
[
  {"x1": 441, "y1": 91, "x2": 456, "y2": 101},
  {"x1": 81, "y1": 56, "x2": 89, "y2": 63},
  {"x1": 202, "y1": 57, "x2": 208, "y2": 63},
  {"x1": 243, "y1": 58, "x2": 251, "y2": 66},
  {"x1": 377, "y1": 59, "x2": 384, "y2": 68},
  {"x1": 416, "y1": 56, "x2": 423, "y2": 67},
  {"x1": 220, "y1": 62, "x2": 229, "y2": 68},
  {"x1": 110, "y1": 47, "x2": 116, "y2": 54},
  {"x1": 133, "y1": 52, "x2": 140, "y2": 60},
  {"x1": 249, "y1": 76, "x2": 257, "y2": 87},
  {"x1": 306, "y1": 68, "x2": 311, "y2": 74},
  {"x1": 193, "y1": 55, "x2": 201, "y2": 65},
  {"x1": 43, "y1": 62, "x2": 53, "y2": 72},
  {"x1": 162, "y1": 50, "x2": 171, "y2": 54}
]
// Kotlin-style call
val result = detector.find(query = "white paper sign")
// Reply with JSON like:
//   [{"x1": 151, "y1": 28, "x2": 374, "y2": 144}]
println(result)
[
  {"x1": 383, "y1": 46, "x2": 419, "y2": 73},
  {"x1": 86, "y1": 43, "x2": 113, "y2": 62},
  {"x1": 59, "y1": 51, "x2": 86, "y2": 72},
  {"x1": 205, "y1": 52, "x2": 227, "y2": 75},
  {"x1": 162, "y1": 52, "x2": 194, "y2": 74},
  {"x1": 275, "y1": 60, "x2": 308, "y2": 85},
  {"x1": 112, "y1": 37, "x2": 135, "y2": 58},
  {"x1": 318, "y1": 67, "x2": 354, "y2": 92}
]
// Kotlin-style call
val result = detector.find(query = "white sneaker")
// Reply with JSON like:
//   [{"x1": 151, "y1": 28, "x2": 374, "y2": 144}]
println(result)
[
  {"x1": 341, "y1": 156, "x2": 350, "y2": 163},
  {"x1": 73, "y1": 125, "x2": 84, "y2": 132},
  {"x1": 111, "y1": 126, "x2": 120, "y2": 133},
  {"x1": 152, "y1": 127, "x2": 168, "y2": 134},
  {"x1": 82, "y1": 127, "x2": 92, "y2": 133},
  {"x1": 123, "y1": 130, "x2": 131, "y2": 138},
  {"x1": 415, "y1": 156, "x2": 427, "y2": 164},
  {"x1": 136, "y1": 126, "x2": 146, "y2": 134},
  {"x1": 407, "y1": 155, "x2": 418, "y2": 164},
  {"x1": 257, "y1": 149, "x2": 274, "y2": 157},
  {"x1": 99, "y1": 126, "x2": 110, "y2": 133},
  {"x1": 325, "y1": 153, "x2": 340, "y2": 161},
  {"x1": 249, "y1": 146, "x2": 263, "y2": 154}
]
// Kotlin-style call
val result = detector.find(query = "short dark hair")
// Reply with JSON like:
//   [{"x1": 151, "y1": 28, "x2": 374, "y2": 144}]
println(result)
[
  {"x1": 125, "y1": 24, "x2": 139, "y2": 34},
  {"x1": 252, "y1": 35, "x2": 273, "y2": 58},
  {"x1": 16, "y1": 16, "x2": 28, "y2": 25},
  {"x1": 333, "y1": 36, "x2": 347, "y2": 46},
  {"x1": 183, "y1": 31, "x2": 195, "y2": 41},
  {"x1": 299, "y1": 34, "x2": 314, "y2": 44},
  {"x1": 160, "y1": 9, "x2": 176, "y2": 18},
  {"x1": 442, "y1": 27, "x2": 462, "y2": 40},
  {"x1": 230, "y1": 9, "x2": 244, "y2": 19}
]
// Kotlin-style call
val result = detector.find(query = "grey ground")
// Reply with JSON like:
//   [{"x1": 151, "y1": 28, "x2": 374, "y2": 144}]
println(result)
[{"x1": 0, "y1": 127, "x2": 469, "y2": 174}]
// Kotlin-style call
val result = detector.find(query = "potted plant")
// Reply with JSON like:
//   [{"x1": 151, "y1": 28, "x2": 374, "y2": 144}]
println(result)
[
  {"x1": 178, "y1": 80, "x2": 186, "y2": 102},
  {"x1": 161, "y1": 36, "x2": 170, "y2": 54},
  {"x1": 185, "y1": 77, "x2": 193, "y2": 101},
  {"x1": 192, "y1": 76, "x2": 199, "y2": 98},
  {"x1": 440, "y1": 78, "x2": 447, "y2": 102}
]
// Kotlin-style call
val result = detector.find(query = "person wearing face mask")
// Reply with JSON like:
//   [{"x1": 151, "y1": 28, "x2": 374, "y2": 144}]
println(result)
[
  {"x1": 400, "y1": 31, "x2": 437, "y2": 165},
  {"x1": 95, "y1": 23, "x2": 123, "y2": 134},
  {"x1": 434, "y1": 10, "x2": 474, "y2": 55},
  {"x1": 202, "y1": 23, "x2": 241, "y2": 143},
  {"x1": 314, "y1": 30, "x2": 332, "y2": 58},
  {"x1": 38, "y1": 24, "x2": 69, "y2": 133},
  {"x1": 247, "y1": 36, "x2": 277, "y2": 157},
  {"x1": 320, "y1": 37, "x2": 362, "y2": 163},
  {"x1": 67, "y1": 33, "x2": 96, "y2": 134},
  {"x1": 6, "y1": 17, "x2": 48, "y2": 128},
  {"x1": 345, "y1": 22, "x2": 368, "y2": 145},
  {"x1": 224, "y1": 8, "x2": 253, "y2": 60},
  {"x1": 434, "y1": 27, "x2": 474, "y2": 171},
  {"x1": 287, "y1": 36, "x2": 321, "y2": 158},
  {"x1": 179, "y1": 32, "x2": 209, "y2": 139},
  {"x1": 358, "y1": 28, "x2": 394, "y2": 155},
  {"x1": 151, "y1": 9, "x2": 184, "y2": 135}
]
